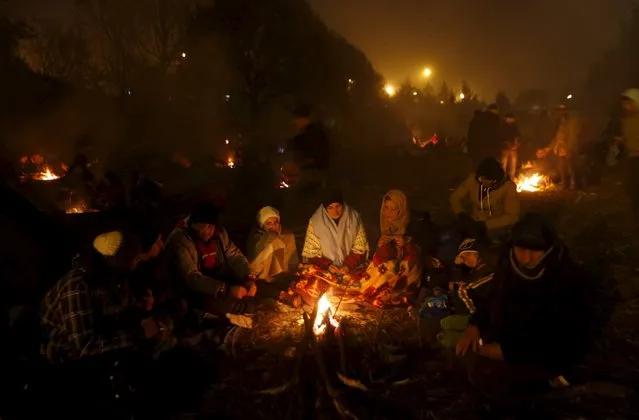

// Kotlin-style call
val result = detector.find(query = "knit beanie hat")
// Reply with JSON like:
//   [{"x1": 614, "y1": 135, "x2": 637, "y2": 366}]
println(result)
[
  {"x1": 257, "y1": 206, "x2": 280, "y2": 226},
  {"x1": 322, "y1": 188, "x2": 344, "y2": 208},
  {"x1": 189, "y1": 201, "x2": 219, "y2": 225},
  {"x1": 93, "y1": 231, "x2": 142, "y2": 264},
  {"x1": 93, "y1": 231, "x2": 124, "y2": 257},
  {"x1": 476, "y1": 158, "x2": 505, "y2": 182},
  {"x1": 454, "y1": 237, "x2": 479, "y2": 265},
  {"x1": 622, "y1": 88, "x2": 639, "y2": 106},
  {"x1": 511, "y1": 214, "x2": 555, "y2": 251}
]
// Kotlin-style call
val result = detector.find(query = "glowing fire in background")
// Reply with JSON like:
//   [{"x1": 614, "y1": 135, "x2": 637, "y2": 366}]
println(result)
[
  {"x1": 33, "y1": 166, "x2": 61, "y2": 181},
  {"x1": 515, "y1": 172, "x2": 552, "y2": 193},
  {"x1": 313, "y1": 293, "x2": 339, "y2": 336},
  {"x1": 65, "y1": 201, "x2": 98, "y2": 214},
  {"x1": 279, "y1": 180, "x2": 289, "y2": 189},
  {"x1": 226, "y1": 157, "x2": 235, "y2": 168}
]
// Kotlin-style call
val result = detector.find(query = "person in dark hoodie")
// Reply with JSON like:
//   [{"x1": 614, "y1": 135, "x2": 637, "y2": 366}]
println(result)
[
  {"x1": 450, "y1": 157, "x2": 520, "y2": 241},
  {"x1": 286, "y1": 104, "x2": 331, "y2": 189},
  {"x1": 467, "y1": 110, "x2": 487, "y2": 166},
  {"x1": 455, "y1": 214, "x2": 591, "y2": 391}
]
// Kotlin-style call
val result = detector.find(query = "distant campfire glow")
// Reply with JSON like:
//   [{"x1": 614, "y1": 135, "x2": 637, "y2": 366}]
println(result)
[
  {"x1": 313, "y1": 293, "x2": 339, "y2": 336},
  {"x1": 33, "y1": 166, "x2": 61, "y2": 181},
  {"x1": 279, "y1": 180, "x2": 290, "y2": 189},
  {"x1": 227, "y1": 157, "x2": 235, "y2": 168},
  {"x1": 515, "y1": 172, "x2": 552, "y2": 193},
  {"x1": 65, "y1": 201, "x2": 98, "y2": 214}
]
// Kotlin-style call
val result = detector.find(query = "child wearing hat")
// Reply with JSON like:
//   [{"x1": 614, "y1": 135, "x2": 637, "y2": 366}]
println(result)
[{"x1": 437, "y1": 238, "x2": 494, "y2": 348}]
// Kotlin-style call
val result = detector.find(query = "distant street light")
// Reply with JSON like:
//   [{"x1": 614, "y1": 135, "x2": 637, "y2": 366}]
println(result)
[
  {"x1": 459, "y1": 93, "x2": 465, "y2": 100},
  {"x1": 384, "y1": 84, "x2": 396, "y2": 97},
  {"x1": 181, "y1": 52, "x2": 187, "y2": 58},
  {"x1": 412, "y1": 91, "x2": 418, "y2": 96},
  {"x1": 566, "y1": 94, "x2": 573, "y2": 99},
  {"x1": 422, "y1": 67, "x2": 432, "y2": 78}
]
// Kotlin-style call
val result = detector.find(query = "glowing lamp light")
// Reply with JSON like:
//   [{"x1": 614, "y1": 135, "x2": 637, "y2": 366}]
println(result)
[
  {"x1": 422, "y1": 67, "x2": 432, "y2": 77},
  {"x1": 459, "y1": 93, "x2": 465, "y2": 100},
  {"x1": 384, "y1": 84, "x2": 396, "y2": 97},
  {"x1": 566, "y1": 94, "x2": 573, "y2": 99},
  {"x1": 225, "y1": 139, "x2": 230, "y2": 145},
  {"x1": 181, "y1": 52, "x2": 187, "y2": 58}
]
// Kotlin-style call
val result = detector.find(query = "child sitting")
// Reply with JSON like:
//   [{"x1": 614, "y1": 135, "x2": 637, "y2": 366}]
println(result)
[{"x1": 437, "y1": 238, "x2": 494, "y2": 348}]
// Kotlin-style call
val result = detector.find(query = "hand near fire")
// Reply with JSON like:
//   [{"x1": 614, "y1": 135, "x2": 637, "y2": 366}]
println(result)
[
  {"x1": 477, "y1": 343, "x2": 504, "y2": 361},
  {"x1": 328, "y1": 265, "x2": 350, "y2": 275},
  {"x1": 378, "y1": 235, "x2": 404, "y2": 248},
  {"x1": 455, "y1": 324, "x2": 481, "y2": 356},
  {"x1": 141, "y1": 317, "x2": 172, "y2": 341}
]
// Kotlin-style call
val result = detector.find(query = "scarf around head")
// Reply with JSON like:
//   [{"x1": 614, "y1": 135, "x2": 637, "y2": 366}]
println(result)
[
  {"x1": 380, "y1": 190, "x2": 409, "y2": 236},
  {"x1": 310, "y1": 203, "x2": 361, "y2": 266}
]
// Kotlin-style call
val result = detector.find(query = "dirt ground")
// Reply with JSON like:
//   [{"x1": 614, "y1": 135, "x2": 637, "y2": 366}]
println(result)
[{"x1": 175, "y1": 150, "x2": 639, "y2": 419}]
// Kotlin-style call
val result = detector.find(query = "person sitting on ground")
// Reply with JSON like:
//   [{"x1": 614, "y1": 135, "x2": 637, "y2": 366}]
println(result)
[
  {"x1": 450, "y1": 157, "x2": 520, "y2": 241},
  {"x1": 437, "y1": 238, "x2": 494, "y2": 348},
  {"x1": 302, "y1": 189, "x2": 369, "y2": 275},
  {"x1": 165, "y1": 201, "x2": 257, "y2": 316},
  {"x1": 247, "y1": 206, "x2": 299, "y2": 299},
  {"x1": 455, "y1": 214, "x2": 591, "y2": 391},
  {"x1": 360, "y1": 190, "x2": 423, "y2": 305},
  {"x1": 40, "y1": 231, "x2": 171, "y2": 365}
]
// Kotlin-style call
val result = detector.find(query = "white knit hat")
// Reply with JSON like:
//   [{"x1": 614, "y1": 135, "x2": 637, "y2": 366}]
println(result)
[
  {"x1": 93, "y1": 231, "x2": 124, "y2": 257},
  {"x1": 622, "y1": 88, "x2": 639, "y2": 106},
  {"x1": 257, "y1": 206, "x2": 280, "y2": 226}
]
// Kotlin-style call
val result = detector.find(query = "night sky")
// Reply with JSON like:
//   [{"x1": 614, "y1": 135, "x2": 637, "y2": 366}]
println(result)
[{"x1": 9, "y1": 0, "x2": 634, "y2": 99}]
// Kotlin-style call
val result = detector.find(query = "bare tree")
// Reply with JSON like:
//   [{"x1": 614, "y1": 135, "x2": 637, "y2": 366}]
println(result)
[
  {"x1": 18, "y1": 24, "x2": 96, "y2": 86},
  {"x1": 74, "y1": 0, "x2": 195, "y2": 95}
]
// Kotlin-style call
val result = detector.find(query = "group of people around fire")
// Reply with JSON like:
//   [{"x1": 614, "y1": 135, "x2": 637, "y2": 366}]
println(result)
[
  {"x1": 28, "y1": 153, "x2": 593, "y2": 416},
  {"x1": 466, "y1": 100, "x2": 591, "y2": 190},
  {"x1": 12, "y1": 86, "x2": 639, "y2": 416}
]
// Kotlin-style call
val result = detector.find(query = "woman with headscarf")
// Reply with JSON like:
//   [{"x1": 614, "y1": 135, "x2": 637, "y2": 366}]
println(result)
[
  {"x1": 360, "y1": 190, "x2": 423, "y2": 306},
  {"x1": 301, "y1": 189, "x2": 369, "y2": 274},
  {"x1": 247, "y1": 206, "x2": 299, "y2": 298}
]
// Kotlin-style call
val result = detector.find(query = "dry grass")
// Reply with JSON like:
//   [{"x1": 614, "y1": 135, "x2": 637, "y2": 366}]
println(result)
[{"x1": 181, "y1": 154, "x2": 639, "y2": 419}]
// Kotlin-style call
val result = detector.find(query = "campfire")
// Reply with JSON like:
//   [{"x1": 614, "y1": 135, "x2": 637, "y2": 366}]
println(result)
[
  {"x1": 32, "y1": 165, "x2": 63, "y2": 181},
  {"x1": 227, "y1": 157, "x2": 235, "y2": 168},
  {"x1": 515, "y1": 161, "x2": 552, "y2": 193},
  {"x1": 313, "y1": 293, "x2": 340, "y2": 336},
  {"x1": 65, "y1": 200, "x2": 98, "y2": 214}
]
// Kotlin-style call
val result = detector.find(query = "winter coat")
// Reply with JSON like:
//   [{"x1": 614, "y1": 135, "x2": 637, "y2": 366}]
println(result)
[
  {"x1": 450, "y1": 174, "x2": 520, "y2": 231},
  {"x1": 165, "y1": 226, "x2": 250, "y2": 296},
  {"x1": 470, "y1": 242, "x2": 592, "y2": 373}
]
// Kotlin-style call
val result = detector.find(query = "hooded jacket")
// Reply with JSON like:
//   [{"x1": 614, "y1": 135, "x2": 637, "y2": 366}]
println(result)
[
  {"x1": 622, "y1": 88, "x2": 639, "y2": 158},
  {"x1": 450, "y1": 173, "x2": 520, "y2": 230},
  {"x1": 470, "y1": 240, "x2": 591, "y2": 373}
]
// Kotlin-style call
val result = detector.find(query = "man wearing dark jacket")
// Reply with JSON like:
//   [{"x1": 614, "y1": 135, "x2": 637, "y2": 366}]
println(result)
[
  {"x1": 456, "y1": 214, "x2": 591, "y2": 391},
  {"x1": 286, "y1": 105, "x2": 331, "y2": 188},
  {"x1": 467, "y1": 104, "x2": 502, "y2": 166}
]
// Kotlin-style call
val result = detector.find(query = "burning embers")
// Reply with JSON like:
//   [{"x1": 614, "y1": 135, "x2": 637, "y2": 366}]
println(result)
[
  {"x1": 65, "y1": 201, "x2": 97, "y2": 214},
  {"x1": 514, "y1": 161, "x2": 552, "y2": 193}
]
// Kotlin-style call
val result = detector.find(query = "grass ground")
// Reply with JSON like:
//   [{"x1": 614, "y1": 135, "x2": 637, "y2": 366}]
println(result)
[{"x1": 179, "y1": 150, "x2": 639, "y2": 419}]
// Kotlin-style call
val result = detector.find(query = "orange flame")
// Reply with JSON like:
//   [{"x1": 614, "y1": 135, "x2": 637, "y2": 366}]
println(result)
[
  {"x1": 313, "y1": 293, "x2": 339, "y2": 336},
  {"x1": 515, "y1": 172, "x2": 551, "y2": 193},
  {"x1": 33, "y1": 166, "x2": 60, "y2": 181}
]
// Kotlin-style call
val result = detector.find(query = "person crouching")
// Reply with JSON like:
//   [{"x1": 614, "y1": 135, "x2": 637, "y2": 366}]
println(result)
[
  {"x1": 165, "y1": 201, "x2": 257, "y2": 316},
  {"x1": 247, "y1": 206, "x2": 299, "y2": 299}
]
